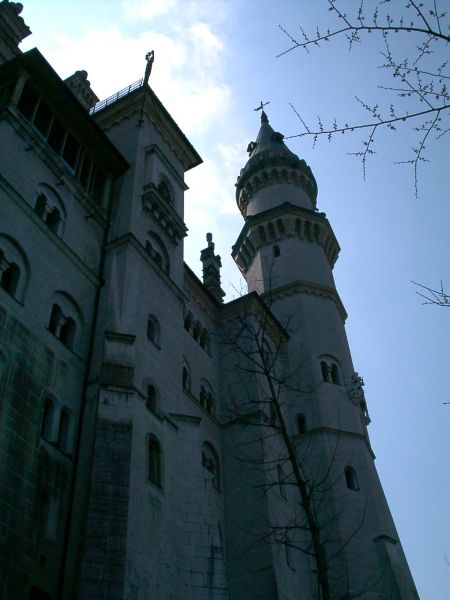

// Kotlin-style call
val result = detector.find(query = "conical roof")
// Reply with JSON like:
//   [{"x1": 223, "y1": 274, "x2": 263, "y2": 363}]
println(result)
[
  {"x1": 247, "y1": 110, "x2": 297, "y2": 160},
  {"x1": 236, "y1": 110, "x2": 318, "y2": 216}
]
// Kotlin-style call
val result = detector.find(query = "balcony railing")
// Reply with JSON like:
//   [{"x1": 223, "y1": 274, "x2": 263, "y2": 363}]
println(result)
[{"x1": 89, "y1": 79, "x2": 144, "y2": 115}]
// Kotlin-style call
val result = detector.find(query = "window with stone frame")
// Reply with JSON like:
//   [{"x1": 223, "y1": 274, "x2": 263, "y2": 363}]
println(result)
[
  {"x1": 147, "y1": 314, "x2": 160, "y2": 346},
  {"x1": 202, "y1": 442, "x2": 221, "y2": 492},
  {"x1": 345, "y1": 466, "x2": 359, "y2": 491},
  {"x1": 148, "y1": 435, "x2": 163, "y2": 488}
]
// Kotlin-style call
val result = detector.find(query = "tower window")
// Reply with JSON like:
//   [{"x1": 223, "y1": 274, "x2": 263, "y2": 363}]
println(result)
[
  {"x1": 202, "y1": 442, "x2": 221, "y2": 492},
  {"x1": 146, "y1": 385, "x2": 157, "y2": 412},
  {"x1": 1, "y1": 262, "x2": 20, "y2": 297},
  {"x1": 148, "y1": 436, "x2": 162, "y2": 487},
  {"x1": 273, "y1": 244, "x2": 280, "y2": 257},
  {"x1": 59, "y1": 317, "x2": 76, "y2": 349},
  {"x1": 41, "y1": 397, "x2": 56, "y2": 442},
  {"x1": 57, "y1": 408, "x2": 71, "y2": 454},
  {"x1": 297, "y1": 413, "x2": 307, "y2": 434},
  {"x1": 147, "y1": 315, "x2": 160, "y2": 346},
  {"x1": 345, "y1": 466, "x2": 359, "y2": 491}
]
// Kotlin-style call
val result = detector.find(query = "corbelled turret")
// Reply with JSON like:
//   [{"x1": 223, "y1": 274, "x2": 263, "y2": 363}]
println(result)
[{"x1": 235, "y1": 110, "x2": 318, "y2": 218}]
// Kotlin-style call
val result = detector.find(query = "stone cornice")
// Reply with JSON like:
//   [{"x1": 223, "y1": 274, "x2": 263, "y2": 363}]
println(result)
[
  {"x1": 232, "y1": 202, "x2": 340, "y2": 273},
  {"x1": 262, "y1": 280, "x2": 348, "y2": 322},
  {"x1": 236, "y1": 155, "x2": 318, "y2": 215}
]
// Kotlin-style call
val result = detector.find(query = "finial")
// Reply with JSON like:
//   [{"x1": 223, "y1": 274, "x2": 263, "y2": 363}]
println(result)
[
  {"x1": 254, "y1": 100, "x2": 270, "y2": 123},
  {"x1": 206, "y1": 232, "x2": 214, "y2": 248}
]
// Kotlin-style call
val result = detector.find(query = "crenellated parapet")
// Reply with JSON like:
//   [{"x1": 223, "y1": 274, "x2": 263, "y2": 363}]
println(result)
[
  {"x1": 236, "y1": 156, "x2": 318, "y2": 217},
  {"x1": 232, "y1": 202, "x2": 340, "y2": 275}
]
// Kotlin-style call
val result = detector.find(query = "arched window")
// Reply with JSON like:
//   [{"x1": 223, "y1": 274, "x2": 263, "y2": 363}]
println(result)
[
  {"x1": 182, "y1": 366, "x2": 191, "y2": 392},
  {"x1": 146, "y1": 232, "x2": 170, "y2": 275},
  {"x1": 193, "y1": 321, "x2": 201, "y2": 341},
  {"x1": 200, "y1": 330, "x2": 210, "y2": 353},
  {"x1": 273, "y1": 244, "x2": 280, "y2": 257},
  {"x1": 34, "y1": 185, "x2": 66, "y2": 237},
  {"x1": 268, "y1": 221, "x2": 276, "y2": 241},
  {"x1": 146, "y1": 385, "x2": 157, "y2": 412},
  {"x1": 206, "y1": 393, "x2": 214, "y2": 415},
  {"x1": 297, "y1": 413, "x2": 307, "y2": 434},
  {"x1": 345, "y1": 466, "x2": 359, "y2": 491},
  {"x1": 158, "y1": 179, "x2": 172, "y2": 204},
  {"x1": 48, "y1": 293, "x2": 83, "y2": 351},
  {"x1": 35, "y1": 193, "x2": 47, "y2": 218},
  {"x1": 148, "y1": 436, "x2": 162, "y2": 487},
  {"x1": 147, "y1": 314, "x2": 160, "y2": 346},
  {"x1": 41, "y1": 397, "x2": 55, "y2": 441},
  {"x1": 0, "y1": 236, "x2": 29, "y2": 303},
  {"x1": 59, "y1": 317, "x2": 76, "y2": 349},
  {"x1": 331, "y1": 363, "x2": 340, "y2": 385},
  {"x1": 45, "y1": 207, "x2": 61, "y2": 233},
  {"x1": 202, "y1": 442, "x2": 221, "y2": 492},
  {"x1": 57, "y1": 408, "x2": 71, "y2": 453},
  {"x1": 199, "y1": 385, "x2": 207, "y2": 407},
  {"x1": 1, "y1": 262, "x2": 20, "y2": 296},
  {"x1": 321, "y1": 361, "x2": 329, "y2": 382},
  {"x1": 48, "y1": 304, "x2": 62, "y2": 335},
  {"x1": 184, "y1": 311, "x2": 193, "y2": 332}
]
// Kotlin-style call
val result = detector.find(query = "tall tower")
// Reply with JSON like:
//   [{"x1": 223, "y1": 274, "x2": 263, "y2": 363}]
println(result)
[{"x1": 231, "y1": 111, "x2": 418, "y2": 598}]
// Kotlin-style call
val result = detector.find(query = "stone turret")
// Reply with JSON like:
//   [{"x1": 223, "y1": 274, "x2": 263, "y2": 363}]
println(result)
[
  {"x1": 236, "y1": 110, "x2": 317, "y2": 218},
  {"x1": 0, "y1": 1, "x2": 30, "y2": 64}
]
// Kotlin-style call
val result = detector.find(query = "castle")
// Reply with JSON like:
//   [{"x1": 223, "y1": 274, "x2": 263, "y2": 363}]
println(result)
[{"x1": 0, "y1": 2, "x2": 418, "y2": 598}]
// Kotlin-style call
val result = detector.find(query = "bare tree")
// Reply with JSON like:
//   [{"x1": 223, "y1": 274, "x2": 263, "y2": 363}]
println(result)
[
  {"x1": 221, "y1": 293, "x2": 380, "y2": 600},
  {"x1": 278, "y1": 0, "x2": 450, "y2": 195},
  {"x1": 412, "y1": 280, "x2": 450, "y2": 307}
]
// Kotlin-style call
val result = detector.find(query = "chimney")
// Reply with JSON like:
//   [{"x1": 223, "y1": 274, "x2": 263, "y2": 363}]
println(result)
[
  {"x1": 64, "y1": 70, "x2": 99, "y2": 111},
  {"x1": 0, "y1": 1, "x2": 31, "y2": 65},
  {"x1": 200, "y1": 233, "x2": 225, "y2": 304}
]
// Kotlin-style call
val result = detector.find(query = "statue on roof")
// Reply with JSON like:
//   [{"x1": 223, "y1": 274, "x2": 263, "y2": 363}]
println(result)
[{"x1": 144, "y1": 50, "x2": 155, "y2": 85}]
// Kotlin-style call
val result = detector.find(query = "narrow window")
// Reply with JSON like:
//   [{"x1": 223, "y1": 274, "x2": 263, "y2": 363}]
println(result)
[
  {"x1": 59, "y1": 317, "x2": 76, "y2": 349},
  {"x1": 17, "y1": 82, "x2": 39, "y2": 120},
  {"x1": 41, "y1": 398, "x2": 54, "y2": 441},
  {"x1": 273, "y1": 244, "x2": 280, "y2": 257},
  {"x1": 148, "y1": 436, "x2": 162, "y2": 487},
  {"x1": 45, "y1": 207, "x2": 61, "y2": 234},
  {"x1": 158, "y1": 180, "x2": 171, "y2": 203},
  {"x1": 200, "y1": 330, "x2": 210, "y2": 352},
  {"x1": 321, "y1": 361, "x2": 329, "y2": 382},
  {"x1": 345, "y1": 466, "x2": 359, "y2": 491},
  {"x1": 193, "y1": 321, "x2": 200, "y2": 341},
  {"x1": 297, "y1": 413, "x2": 306, "y2": 434},
  {"x1": 35, "y1": 194, "x2": 47, "y2": 218},
  {"x1": 202, "y1": 442, "x2": 221, "y2": 492},
  {"x1": 184, "y1": 312, "x2": 192, "y2": 332},
  {"x1": 62, "y1": 132, "x2": 80, "y2": 169},
  {"x1": 33, "y1": 99, "x2": 52, "y2": 136},
  {"x1": 147, "y1": 315, "x2": 160, "y2": 346},
  {"x1": 206, "y1": 393, "x2": 214, "y2": 415},
  {"x1": 146, "y1": 385, "x2": 157, "y2": 412},
  {"x1": 47, "y1": 117, "x2": 66, "y2": 154},
  {"x1": 48, "y1": 304, "x2": 62, "y2": 335},
  {"x1": 57, "y1": 409, "x2": 71, "y2": 453},
  {"x1": 331, "y1": 363, "x2": 340, "y2": 385},
  {"x1": 1, "y1": 263, "x2": 20, "y2": 297},
  {"x1": 199, "y1": 386, "x2": 207, "y2": 407},
  {"x1": 182, "y1": 366, "x2": 191, "y2": 391}
]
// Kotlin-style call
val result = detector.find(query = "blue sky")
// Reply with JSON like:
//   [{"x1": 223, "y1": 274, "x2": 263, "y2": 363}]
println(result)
[{"x1": 20, "y1": 1, "x2": 449, "y2": 597}]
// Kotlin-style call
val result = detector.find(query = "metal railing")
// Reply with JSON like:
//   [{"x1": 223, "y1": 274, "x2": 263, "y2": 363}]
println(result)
[{"x1": 89, "y1": 78, "x2": 144, "y2": 115}]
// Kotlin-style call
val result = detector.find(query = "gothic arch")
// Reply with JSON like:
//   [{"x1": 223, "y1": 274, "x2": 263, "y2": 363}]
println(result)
[
  {"x1": 35, "y1": 183, "x2": 67, "y2": 237},
  {"x1": 146, "y1": 231, "x2": 170, "y2": 274},
  {"x1": 0, "y1": 234, "x2": 30, "y2": 302}
]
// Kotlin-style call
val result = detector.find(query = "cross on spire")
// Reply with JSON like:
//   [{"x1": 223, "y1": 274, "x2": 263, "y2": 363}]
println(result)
[{"x1": 254, "y1": 100, "x2": 270, "y2": 112}]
